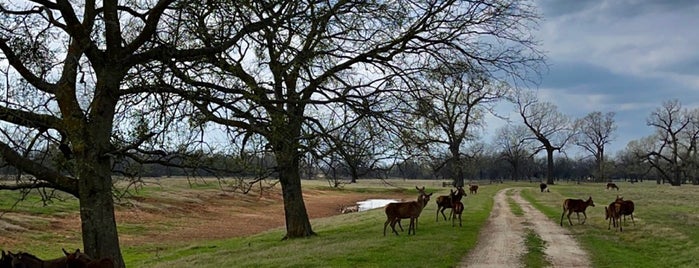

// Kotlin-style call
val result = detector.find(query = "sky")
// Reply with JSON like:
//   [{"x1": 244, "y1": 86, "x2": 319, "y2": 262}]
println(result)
[{"x1": 487, "y1": 0, "x2": 699, "y2": 158}]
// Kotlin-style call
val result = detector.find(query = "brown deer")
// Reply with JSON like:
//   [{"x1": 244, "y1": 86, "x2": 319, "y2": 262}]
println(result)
[
  {"x1": 450, "y1": 189, "x2": 464, "y2": 227},
  {"x1": 606, "y1": 182, "x2": 619, "y2": 191},
  {"x1": 384, "y1": 186, "x2": 432, "y2": 236},
  {"x1": 614, "y1": 196, "x2": 635, "y2": 227},
  {"x1": 435, "y1": 186, "x2": 466, "y2": 222},
  {"x1": 468, "y1": 184, "x2": 479, "y2": 194},
  {"x1": 605, "y1": 201, "x2": 622, "y2": 231},
  {"x1": 560, "y1": 196, "x2": 595, "y2": 226},
  {"x1": 64, "y1": 248, "x2": 115, "y2": 268}
]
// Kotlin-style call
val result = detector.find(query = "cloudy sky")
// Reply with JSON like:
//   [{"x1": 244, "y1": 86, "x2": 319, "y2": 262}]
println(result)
[{"x1": 488, "y1": 0, "x2": 699, "y2": 157}]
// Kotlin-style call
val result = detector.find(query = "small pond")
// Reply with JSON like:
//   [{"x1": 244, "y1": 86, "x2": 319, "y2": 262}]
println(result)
[{"x1": 356, "y1": 199, "x2": 400, "y2": 211}]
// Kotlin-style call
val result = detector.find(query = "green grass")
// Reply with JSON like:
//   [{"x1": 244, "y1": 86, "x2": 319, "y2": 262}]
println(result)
[
  {"x1": 522, "y1": 229, "x2": 550, "y2": 268},
  {"x1": 521, "y1": 181, "x2": 699, "y2": 268},
  {"x1": 507, "y1": 188, "x2": 524, "y2": 216},
  {"x1": 4, "y1": 179, "x2": 699, "y2": 267},
  {"x1": 123, "y1": 181, "x2": 504, "y2": 267}
]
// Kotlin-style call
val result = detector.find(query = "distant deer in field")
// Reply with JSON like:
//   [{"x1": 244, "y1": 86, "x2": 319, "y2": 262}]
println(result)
[
  {"x1": 540, "y1": 183, "x2": 549, "y2": 192},
  {"x1": 560, "y1": 196, "x2": 595, "y2": 226},
  {"x1": 384, "y1": 186, "x2": 433, "y2": 236},
  {"x1": 435, "y1": 186, "x2": 466, "y2": 222},
  {"x1": 606, "y1": 182, "x2": 619, "y2": 191},
  {"x1": 450, "y1": 189, "x2": 464, "y2": 227},
  {"x1": 468, "y1": 184, "x2": 479, "y2": 194}
]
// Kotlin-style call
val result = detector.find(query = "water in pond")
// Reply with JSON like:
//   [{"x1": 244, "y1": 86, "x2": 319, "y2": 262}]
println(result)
[{"x1": 356, "y1": 199, "x2": 400, "y2": 211}]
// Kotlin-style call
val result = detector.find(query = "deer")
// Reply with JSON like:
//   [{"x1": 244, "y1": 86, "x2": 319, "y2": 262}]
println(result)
[
  {"x1": 435, "y1": 186, "x2": 466, "y2": 222},
  {"x1": 468, "y1": 184, "x2": 479, "y2": 194},
  {"x1": 450, "y1": 189, "x2": 464, "y2": 227},
  {"x1": 605, "y1": 201, "x2": 622, "y2": 231},
  {"x1": 560, "y1": 196, "x2": 595, "y2": 226},
  {"x1": 606, "y1": 182, "x2": 619, "y2": 191},
  {"x1": 539, "y1": 183, "x2": 549, "y2": 192},
  {"x1": 614, "y1": 196, "x2": 635, "y2": 227},
  {"x1": 383, "y1": 186, "x2": 432, "y2": 236}
]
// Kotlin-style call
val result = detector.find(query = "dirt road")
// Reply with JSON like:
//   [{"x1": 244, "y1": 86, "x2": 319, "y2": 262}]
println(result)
[{"x1": 460, "y1": 188, "x2": 591, "y2": 268}]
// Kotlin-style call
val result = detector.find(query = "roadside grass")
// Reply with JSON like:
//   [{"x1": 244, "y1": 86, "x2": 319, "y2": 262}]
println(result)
[
  {"x1": 521, "y1": 181, "x2": 699, "y2": 268},
  {"x1": 521, "y1": 229, "x2": 551, "y2": 268},
  {"x1": 506, "y1": 188, "x2": 524, "y2": 216}
]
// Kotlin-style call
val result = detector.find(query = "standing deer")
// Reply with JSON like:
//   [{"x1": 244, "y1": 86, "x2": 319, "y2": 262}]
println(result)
[
  {"x1": 435, "y1": 186, "x2": 466, "y2": 222},
  {"x1": 560, "y1": 196, "x2": 595, "y2": 226},
  {"x1": 384, "y1": 186, "x2": 432, "y2": 236},
  {"x1": 450, "y1": 189, "x2": 464, "y2": 227}
]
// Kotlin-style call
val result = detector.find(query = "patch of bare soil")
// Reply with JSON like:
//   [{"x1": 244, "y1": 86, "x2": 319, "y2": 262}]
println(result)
[
  {"x1": 1, "y1": 185, "x2": 413, "y2": 249},
  {"x1": 460, "y1": 188, "x2": 591, "y2": 268}
]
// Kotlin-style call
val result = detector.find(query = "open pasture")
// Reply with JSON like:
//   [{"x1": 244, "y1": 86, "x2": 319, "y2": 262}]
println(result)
[
  {"x1": 521, "y1": 181, "x2": 699, "y2": 268},
  {"x1": 0, "y1": 178, "x2": 698, "y2": 267}
]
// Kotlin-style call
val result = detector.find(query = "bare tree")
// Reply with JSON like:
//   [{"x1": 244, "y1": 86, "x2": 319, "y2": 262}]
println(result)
[
  {"x1": 0, "y1": 1, "x2": 247, "y2": 266},
  {"x1": 513, "y1": 91, "x2": 572, "y2": 184},
  {"x1": 494, "y1": 124, "x2": 535, "y2": 181},
  {"x1": 573, "y1": 111, "x2": 617, "y2": 182},
  {"x1": 401, "y1": 64, "x2": 510, "y2": 186},
  {"x1": 643, "y1": 99, "x2": 695, "y2": 186},
  {"x1": 155, "y1": 0, "x2": 544, "y2": 239}
]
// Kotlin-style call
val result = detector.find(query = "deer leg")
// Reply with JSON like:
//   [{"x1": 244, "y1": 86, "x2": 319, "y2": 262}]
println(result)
[
  {"x1": 383, "y1": 218, "x2": 391, "y2": 236},
  {"x1": 397, "y1": 219, "x2": 404, "y2": 231},
  {"x1": 440, "y1": 207, "x2": 448, "y2": 221},
  {"x1": 390, "y1": 218, "x2": 400, "y2": 236},
  {"x1": 409, "y1": 218, "x2": 416, "y2": 235},
  {"x1": 581, "y1": 211, "x2": 587, "y2": 224},
  {"x1": 567, "y1": 211, "x2": 574, "y2": 226}
]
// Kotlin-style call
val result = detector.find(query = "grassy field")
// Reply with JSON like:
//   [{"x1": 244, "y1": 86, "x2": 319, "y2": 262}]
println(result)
[
  {"x1": 521, "y1": 180, "x2": 699, "y2": 268},
  {"x1": 1, "y1": 179, "x2": 699, "y2": 267}
]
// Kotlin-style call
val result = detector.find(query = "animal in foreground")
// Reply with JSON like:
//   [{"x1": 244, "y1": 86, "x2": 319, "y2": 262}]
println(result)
[
  {"x1": 9, "y1": 251, "x2": 68, "y2": 268},
  {"x1": 435, "y1": 186, "x2": 466, "y2": 222},
  {"x1": 384, "y1": 186, "x2": 432, "y2": 236},
  {"x1": 606, "y1": 182, "x2": 619, "y2": 191},
  {"x1": 605, "y1": 201, "x2": 622, "y2": 231},
  {"x1": 613, "y1": 196, "x2": 635, "y2": 227},
  {"x1": 560, "y1": 196, "x2": 595, "y2": 226},
  {"x1": 64, "y1": 248, "x2": 115, "y2": 268}
]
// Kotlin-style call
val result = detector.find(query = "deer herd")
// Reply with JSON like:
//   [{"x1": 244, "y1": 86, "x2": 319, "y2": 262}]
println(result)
[{"x1": 379, "y1": 182, "x2": 637, "y2": 237}]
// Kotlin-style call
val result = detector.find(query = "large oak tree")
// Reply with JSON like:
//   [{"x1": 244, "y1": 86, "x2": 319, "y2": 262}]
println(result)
[{"x1": 157, "y1": 0, "x2": 544, "y2": 239}]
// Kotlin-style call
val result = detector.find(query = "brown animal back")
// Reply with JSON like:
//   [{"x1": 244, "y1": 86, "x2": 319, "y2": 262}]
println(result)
[
  {"x1": 564, "y1": 199, "x2": 590, "y2": 212},
  {"x1": 385, "y1": 201, "x2": 421, "y2": 218},
  {"x1": 619, "y1": 200, "x2": 634, "y2": 214}
]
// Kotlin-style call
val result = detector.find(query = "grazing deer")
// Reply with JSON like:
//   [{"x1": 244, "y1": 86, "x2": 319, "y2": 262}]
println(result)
[
  {"x1": 450, "y1": 189, "x2": 464, "y2": 227},
  {"x1": 560, "y1": 196, "x2": 595, "y2": 226},
  {"x1": 384, "y1": 186, "x2": 432, "y2": 236},
  {"x1": 468, "y1": 184, "x2": 479, "y2": 194},
  {"x1": 539, "y1": 183, "x2": 549, "y2": 192},
  {"x1": 435, "y1": 186, "x2": 466, "y2": 222},
  {"x1": 606, "y1": 182, "x2": 619, "y2": 191}
]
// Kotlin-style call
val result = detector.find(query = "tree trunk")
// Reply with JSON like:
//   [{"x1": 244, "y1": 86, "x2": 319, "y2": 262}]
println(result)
[
  {"x1": 77, "y1": 160, "x2": 124, "y2": 267},
  {"x1": 274, "y1": 121, "x2": 316, "y2": 239},
  {"x1": 546, "y1": 148, "x2": 555, "y2": 185},
  {"x1": 277, "y1": 150, "x2": 316, "y2": 239}
]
